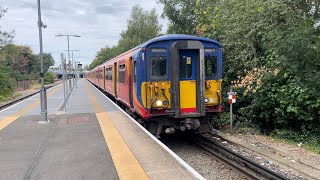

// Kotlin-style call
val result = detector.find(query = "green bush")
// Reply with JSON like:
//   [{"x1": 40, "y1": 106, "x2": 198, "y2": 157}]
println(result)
[
  {"x1": 242, "y1": 72, "x2": 320, "y2": 133},
  {"x1": 44, "y1": 72, "x2": 55, "y2": 84},
  {"x1": 0, "y1": 71, "x2": 15, "y2": 101},
  {"x1": 214, "y1": 112, "x2": 230, "y2": 129}
]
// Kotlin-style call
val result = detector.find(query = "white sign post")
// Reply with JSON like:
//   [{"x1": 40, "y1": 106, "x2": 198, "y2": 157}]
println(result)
[{"x1": 228, "y1": 89, "x2": 237, "y2": 134}]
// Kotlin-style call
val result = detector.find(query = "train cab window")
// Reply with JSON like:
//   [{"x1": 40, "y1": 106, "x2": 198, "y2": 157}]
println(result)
[
  {"x1": 205, "y1": 55, "x2": 217, "y2": 78},
  {"x1": 119, "y1": 64, "x2": 126, "y2": 83},
  {"x1": 151, "y1": 56, "x2": 167, "y2": 80},
  {"x1": 180, "y1": 56, "x2": 193, "y2": 79}
]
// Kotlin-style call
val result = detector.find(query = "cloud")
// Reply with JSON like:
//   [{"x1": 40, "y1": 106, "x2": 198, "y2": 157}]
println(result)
[{"x1": 0, "y1": 0, "x2": 168, "y2": 66}]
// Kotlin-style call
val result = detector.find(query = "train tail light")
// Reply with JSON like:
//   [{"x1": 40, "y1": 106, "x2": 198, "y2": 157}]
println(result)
[{"x1": 161, "y1": 83, "x2": 165, "y2": 90}]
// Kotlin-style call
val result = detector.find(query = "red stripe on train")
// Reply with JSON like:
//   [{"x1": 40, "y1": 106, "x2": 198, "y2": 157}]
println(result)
[{"x1": 180, "y1": 108, "x2": 196, "y2": 113}]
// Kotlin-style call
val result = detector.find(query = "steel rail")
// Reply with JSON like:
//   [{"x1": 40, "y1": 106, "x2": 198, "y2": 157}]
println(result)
[
  {"x1": 0, "y1": 83, "x2": 60, "y2": 111},
  {"x1": 193, "y1": 135, "x2": 289, "y2": 180}
]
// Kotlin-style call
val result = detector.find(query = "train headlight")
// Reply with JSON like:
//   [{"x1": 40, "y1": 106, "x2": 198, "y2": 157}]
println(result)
[
  {"x1": 209, "y1": 98, "x2": 214, "y2": 103},
  {"x1": 205, "y1": 98, "x2": 209, "y2": 103},
  {"x1": 156, "y1": 100, "x2": 162, "y2": 106}
]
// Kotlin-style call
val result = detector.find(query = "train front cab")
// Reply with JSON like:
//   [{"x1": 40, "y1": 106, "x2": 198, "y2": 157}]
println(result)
[{"x1": 143, "y1": 39, "x2": 222, "y2": 136}]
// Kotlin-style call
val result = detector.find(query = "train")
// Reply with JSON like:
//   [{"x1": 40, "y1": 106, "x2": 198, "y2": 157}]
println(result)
[{"x1": 86, "y1": 34, "x2": 223, "y2": 137}]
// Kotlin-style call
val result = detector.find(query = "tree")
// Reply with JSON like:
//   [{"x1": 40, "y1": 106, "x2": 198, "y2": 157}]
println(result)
[
  {"x1": 0, "y1": 44, "x2": 55, "y2": 80},
  {"x1": 0, "y1": 7, "x2": 15, "y2": 101},
  {"x1": 0, "y1": 44, "x2": 36, "y2": 81},
  {"x1": 117, "y1": 5, "x2": 162, "y2": 52},
  {"x1": 158, "y1": 0, "x2": 197, "y2": 34},
  {"x1": 0, "y1": 67, "x2": 15, "y2": 101},
  {"x1": 89, "y1": 5, "x2": 161, "y2": 70},
  {"x1": 84, "y1": 64, "x2": 89, "y2": 71},
  {"x1": 193, "y1": 0, "x2": 320, "y2": 132},
  {"x1": 89, "y1": 46, "x2": 120, "y2": 70},
  {"x1": 32, "y1": 53, "x2": 55, "y2": 76},
  {"x1": 0, "y1": 7, "x2": 14, "y2": 48}
]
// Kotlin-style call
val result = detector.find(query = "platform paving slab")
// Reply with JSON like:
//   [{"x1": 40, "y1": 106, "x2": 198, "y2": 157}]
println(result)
[{"x1": 0, "y1": 114, "x2": 119, "y2": 180}]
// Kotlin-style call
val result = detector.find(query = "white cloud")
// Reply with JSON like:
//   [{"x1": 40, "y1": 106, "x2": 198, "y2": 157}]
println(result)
[{"x1": 0, "y1": 0, "x2": 168, "y2": 66}]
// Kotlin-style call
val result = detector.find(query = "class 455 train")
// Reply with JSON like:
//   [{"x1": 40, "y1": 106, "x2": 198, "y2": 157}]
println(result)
[{"x1": 86, "y1": 34, "x2": 223, "y2": 138}]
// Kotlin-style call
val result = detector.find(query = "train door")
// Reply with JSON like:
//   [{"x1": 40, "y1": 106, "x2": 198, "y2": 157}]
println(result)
[
  {"x1": 114, "y1": 62, "x2": 117, "y2": 97},
  {"x1": 179, "y1": 50, "x2": 197, "y2": 114},
  {"x1": 171, "y1": 41, "x2": 205, "y2": 118},
  {"x1": 129, "y1": 57, "x2": 133, "y2": 107}
]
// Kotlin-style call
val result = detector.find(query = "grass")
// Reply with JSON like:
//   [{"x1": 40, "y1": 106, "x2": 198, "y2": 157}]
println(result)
[
  {"x1": 222, "y1": 125, "x2": 320, "y2": 155},
  {"x1": 30, "y1": 83, "x2": 41, "y2": 90},
  {"x1": 270, "y1": 129, "x2": 320, "y2": 154},
  {"x1": 0, "y1": 92, "x2": 22, "y2": 104}
]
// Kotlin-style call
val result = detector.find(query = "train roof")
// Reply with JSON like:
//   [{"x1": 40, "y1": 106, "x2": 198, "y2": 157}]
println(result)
[
  {"x1": 91, "y1": 34, "x2": 221, "y2": 71},
  {"x1": 141, "y1": 34, "x2": 222, "y2": 48}
]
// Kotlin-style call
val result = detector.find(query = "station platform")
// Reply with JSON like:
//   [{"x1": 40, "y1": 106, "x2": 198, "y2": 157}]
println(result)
[{"x1": 0, "y1": 79, "x2": 203, "y2": 180}]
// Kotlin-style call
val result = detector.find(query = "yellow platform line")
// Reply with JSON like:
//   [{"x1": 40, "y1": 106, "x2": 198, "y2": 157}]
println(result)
[
  {"x1": 0, "y1": 85, "x2": 62, "y2": 131},
  {"x1": 84, "y1": 80, "x2": 149, "y2": 180}
]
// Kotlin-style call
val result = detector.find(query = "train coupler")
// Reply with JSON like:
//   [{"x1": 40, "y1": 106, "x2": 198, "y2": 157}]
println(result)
[{"x1": 180, "y1": 118, "x2": 200, "y2": 131}]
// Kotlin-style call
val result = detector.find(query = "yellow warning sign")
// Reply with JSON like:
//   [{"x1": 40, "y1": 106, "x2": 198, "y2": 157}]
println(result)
[{"x1": 187, "y1": 57, "x2": 191, "y2": 64}]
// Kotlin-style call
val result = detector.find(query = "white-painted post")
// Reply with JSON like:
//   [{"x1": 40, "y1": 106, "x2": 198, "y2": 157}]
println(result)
[{"x1": 229, "y1": 89, "x2": 233, "y2": 134}]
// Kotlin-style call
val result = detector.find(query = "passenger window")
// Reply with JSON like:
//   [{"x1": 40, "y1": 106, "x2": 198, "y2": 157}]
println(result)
[
  {"x1": 151, "y1": 56, "x2": 167, "y2": 80},
  {"x1": 205, "y1": 55, "x2": 217, "y2": 78},
  {"x1": 109, "y1": 67, "x2": 112, "y2": 80},
  {"x1": 119, "y1": 64, "x2": 126, "y2": 83},
  {"x1": 180, "y1": 56, "x2": 192, "y2": 79},
  {"x1": 105, "y1": 67, "x2": 112, "y2": 80}
]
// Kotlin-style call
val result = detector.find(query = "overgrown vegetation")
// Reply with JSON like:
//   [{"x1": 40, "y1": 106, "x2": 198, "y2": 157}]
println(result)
[
  {"x1": 44, "y1": 72, "x2": 55, "y2": 84},
  {"x1": 0, "y1": 7, "x2": 55, "y2": 102},
  {"x1": 159, "y1": 0, "x2": 320, "y2": 152},
  {"x1": 89, "y1": 5, "x2": 161, "y2": 70}
]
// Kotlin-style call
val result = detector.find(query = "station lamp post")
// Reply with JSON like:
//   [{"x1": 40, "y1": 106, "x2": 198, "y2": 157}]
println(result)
[
  {"x1": 66, "y1": 49, "x2": 79, "y2": 77},
  {"x1": 55, "y1": 34, "x2": 81, "y2": 87},
  {"x1": 37, "y1": 0, "x2": 48, "y2": 123}
]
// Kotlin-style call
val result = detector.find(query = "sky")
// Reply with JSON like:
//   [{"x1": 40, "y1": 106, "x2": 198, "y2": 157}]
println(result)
[{"x1": 0, "y1": 0, "x2": 168, "y2": 67}]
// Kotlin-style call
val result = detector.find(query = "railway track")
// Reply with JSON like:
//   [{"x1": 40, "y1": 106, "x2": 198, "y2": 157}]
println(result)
[
  {"x1": 0, "y1": 83, "x2": 60, "y2": 111},
  {"x1": 91, "y1": 82, "x2": 289, "y2": 179},
  {"x1": 192, "y1": 134, "x2": 289, "y2": 180}
]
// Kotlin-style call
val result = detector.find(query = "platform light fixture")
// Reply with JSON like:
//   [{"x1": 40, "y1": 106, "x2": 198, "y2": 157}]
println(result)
[{"x1": 55, "y1": 34, "x2": 81, "y2": 88}]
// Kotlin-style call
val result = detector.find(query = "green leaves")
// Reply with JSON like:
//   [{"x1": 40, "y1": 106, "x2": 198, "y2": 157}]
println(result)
[
  {"x1": 186, "y1": 0, "x2": 320, "y2": 133},
  {"x1": 159, "y1": 0, "x2": 197, "y2": 35},
  {"x1": 0, "y1": 67, "x2": 15, "y2": 101},
  {"x1": 118, "y1": 5, "x2": 161, "y2": 51},
  {"x1": 0, "y1": 44, "x2": 54, "y2": 81}
]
